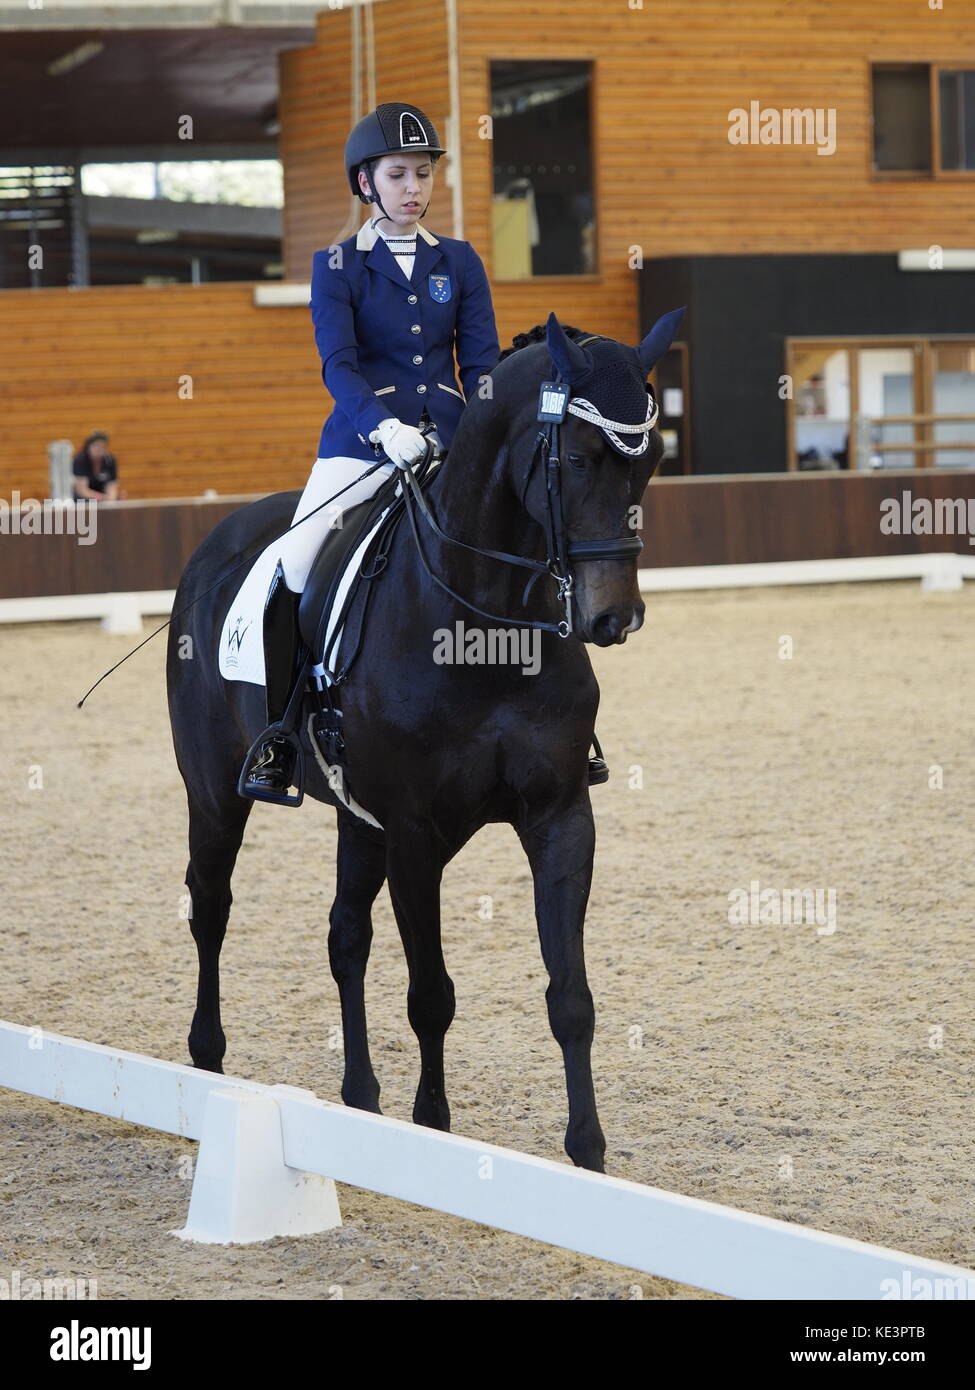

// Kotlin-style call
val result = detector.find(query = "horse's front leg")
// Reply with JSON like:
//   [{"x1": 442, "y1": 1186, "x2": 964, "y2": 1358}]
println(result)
[
  {"x1": 328, "y1": 812, "x2": 387, "y2": 1113},
  {"x1": 517, "y1": 798, "x2": 605, "y2": 1172},
  {"x1": 385, "y1": 830, "x2": 455, "y2": 1132}
]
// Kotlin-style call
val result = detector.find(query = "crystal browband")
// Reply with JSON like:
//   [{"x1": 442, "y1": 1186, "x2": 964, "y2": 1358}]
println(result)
[{"x1": 565, "y1": 392, "x2": 660, "y2": 456}]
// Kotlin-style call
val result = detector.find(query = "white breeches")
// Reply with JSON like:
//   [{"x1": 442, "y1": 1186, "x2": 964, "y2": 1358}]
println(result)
[{"x1": 277, "y1": 455, "x2": 399, "y2": 593}]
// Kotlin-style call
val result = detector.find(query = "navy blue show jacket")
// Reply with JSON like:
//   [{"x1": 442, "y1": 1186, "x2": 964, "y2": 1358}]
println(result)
[{"x1": 309, "y1": 220, "x2": 501, "y2": 461}]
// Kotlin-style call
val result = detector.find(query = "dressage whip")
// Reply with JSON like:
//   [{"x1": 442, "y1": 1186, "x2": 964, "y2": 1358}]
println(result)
[{"x1": 76, "y1": 459, "x2": 393, "y2": 707}]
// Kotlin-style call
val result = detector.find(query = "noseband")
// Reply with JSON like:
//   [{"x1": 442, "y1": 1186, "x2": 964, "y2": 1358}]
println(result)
[{"x1": 393, "y1": 340, "x2": 653, "y2": 638}]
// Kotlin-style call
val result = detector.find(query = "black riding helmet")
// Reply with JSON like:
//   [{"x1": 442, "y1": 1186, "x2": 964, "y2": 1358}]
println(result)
[{"x1": 345, "y1": 103, "x2": 446, "y2": 223}]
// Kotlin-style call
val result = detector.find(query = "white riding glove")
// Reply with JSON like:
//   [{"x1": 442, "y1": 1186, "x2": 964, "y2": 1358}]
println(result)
[{"x1": 368, "y1": 417, "x2": 428, "y2": 468}]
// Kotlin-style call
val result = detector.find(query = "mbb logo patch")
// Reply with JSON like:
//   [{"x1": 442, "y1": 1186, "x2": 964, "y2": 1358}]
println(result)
[{"x1": 429, "y1": 273, "x2": 451, "y2": 303}]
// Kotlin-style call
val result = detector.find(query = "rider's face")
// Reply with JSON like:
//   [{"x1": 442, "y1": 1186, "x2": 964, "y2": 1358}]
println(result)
[{"x1": 360, "y1": 154, "x2": 436, "y2": 227}]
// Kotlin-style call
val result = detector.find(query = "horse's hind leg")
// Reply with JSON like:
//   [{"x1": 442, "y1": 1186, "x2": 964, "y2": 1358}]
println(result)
[
  {"x1": 328, "y1": 812, "x2": 387, "y2": 1112},
  {"x1": 185, "y1": 788, "x2": 251, "y2": 1072}
]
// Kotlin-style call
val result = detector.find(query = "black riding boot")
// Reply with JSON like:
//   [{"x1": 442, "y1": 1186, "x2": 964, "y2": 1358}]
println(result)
[{"x1": 239, "y1": 562, "x2": 304, "y2": 803}]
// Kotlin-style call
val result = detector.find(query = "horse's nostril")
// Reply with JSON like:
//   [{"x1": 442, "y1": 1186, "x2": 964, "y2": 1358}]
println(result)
[
  {"x1": 592, "y1": 611, "x2": 624, "y2": 645},
  {"x1": 591, "y1": 607, "x2": 643, "y2": 646}
]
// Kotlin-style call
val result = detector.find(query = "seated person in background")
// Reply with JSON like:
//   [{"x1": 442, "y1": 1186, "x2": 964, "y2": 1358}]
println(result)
[{"x1": 73, "y1": 431, "x2": 121, "y2": 501}]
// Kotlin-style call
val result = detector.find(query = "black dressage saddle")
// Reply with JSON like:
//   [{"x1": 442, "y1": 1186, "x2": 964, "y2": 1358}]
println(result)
[
  {"x1": 297, "y1": 467, "x2": 406, "y2": 678},
  {"x1": 238, "y1": 449, "x2": 439, "y2": 808}
]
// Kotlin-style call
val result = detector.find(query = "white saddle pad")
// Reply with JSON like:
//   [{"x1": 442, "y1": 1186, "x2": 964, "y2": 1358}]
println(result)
[
  {"x1": 218, "y1": 505, "x2": 393, "y2": 687},
  {"x1": 217, "y1": 506, "x2": 394, "y2": 830}
]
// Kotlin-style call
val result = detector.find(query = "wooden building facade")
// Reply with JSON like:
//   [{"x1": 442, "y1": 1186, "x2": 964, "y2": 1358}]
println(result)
[{"x1": 1, "y1": 0, "x2": 974, "y2": 501}]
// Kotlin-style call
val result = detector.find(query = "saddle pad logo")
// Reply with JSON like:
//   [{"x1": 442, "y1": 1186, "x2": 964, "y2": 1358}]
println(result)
[
  {"x1": 429, "y1": 273, "x2": 451, "y2": 303},
  {"x1": 225, "y1": 617, "x2": 250, "y2": 669}
]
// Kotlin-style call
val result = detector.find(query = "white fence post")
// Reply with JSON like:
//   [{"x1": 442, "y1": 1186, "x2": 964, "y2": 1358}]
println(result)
[
  {"x1": 101, "y1": 594, "x2": 144, "y2": 634},
  {"x1": 920, "y1": 553, "x2": 964, "y2": 592},
  {"x1": 176, "y1": 1087, "x2": 342, "y2": 1245},
  {"x1": 47, "y1": 439, "x2": 75, "y2": 502}
]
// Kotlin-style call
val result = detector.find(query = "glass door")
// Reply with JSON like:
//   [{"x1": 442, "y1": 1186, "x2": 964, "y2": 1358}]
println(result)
[
  {"x1": 789, "y1": 338, "x2": 975, "y2": 470},
  {"x1": 928, "y1": 343, "x2": 975, "y2": 467},
  {"x1": 855, "y1": 346, "x2": 919, "y2": 469},
  {"x1": 791, "y1": 345, "x2": 852, "y2": 468}
]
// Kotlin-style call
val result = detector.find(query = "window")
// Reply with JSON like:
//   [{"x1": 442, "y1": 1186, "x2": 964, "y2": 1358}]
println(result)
[
  {"x1": 930, "y1": 343, "x2": 975, "y2": 467},
  {"x1": 856, "y1": 347, "x2": 917, "y2": 468},
  {"x1": 489, "y1": 60, "x2": 595, "y2": 277},
  {"x1": 788, "y1": 338, "x2": 975, "y2": 469},
  {"x1": 872, "y1": 64, "x2": 975, "y2": 176},
  {"x1": 871, "y1": 67, "x2": 931, "y2": 172},
  {"x1": 939, "y1": 70, "x2": 975, "y2": 172},
  {"x1": 791, "y1": 346, "x2": 854, "y2": 468}
]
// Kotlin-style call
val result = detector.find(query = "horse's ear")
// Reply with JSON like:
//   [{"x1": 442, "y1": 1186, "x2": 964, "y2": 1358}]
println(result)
[
  {"x1": 637, "y1": 307, "x2": 686, "y2": 374},
  {"x1": 545, "y1": 311, "x2": 590, "y2": 384}
]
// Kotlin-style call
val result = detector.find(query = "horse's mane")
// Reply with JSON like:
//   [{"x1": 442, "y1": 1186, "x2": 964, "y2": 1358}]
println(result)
[
  {"x1": 456, "y1": 323, "x2": 592, "y2": 449},
  {"x1": 496, "y1": 323, "x2": 589, "y2": 362}
]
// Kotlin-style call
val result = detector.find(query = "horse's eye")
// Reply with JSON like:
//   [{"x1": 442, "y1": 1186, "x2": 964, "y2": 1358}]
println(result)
[{"x1": 567, "y1": 453, "x2": 589, "y2": 470}]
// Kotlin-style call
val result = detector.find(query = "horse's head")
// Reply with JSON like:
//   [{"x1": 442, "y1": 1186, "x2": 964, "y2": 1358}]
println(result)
[{"x1": 493, "y1": 308, "x2": 684, "y2": 646}]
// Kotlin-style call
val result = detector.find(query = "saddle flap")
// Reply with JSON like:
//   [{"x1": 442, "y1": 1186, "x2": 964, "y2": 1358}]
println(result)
[{"x1": 297, "y1": 472, "x2": 402, "y2": 659}]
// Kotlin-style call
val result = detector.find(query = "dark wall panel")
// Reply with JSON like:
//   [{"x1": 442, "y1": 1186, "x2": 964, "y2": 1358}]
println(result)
[{"x1": 640, "y1": 255, "x2": 975, "y2": 475}]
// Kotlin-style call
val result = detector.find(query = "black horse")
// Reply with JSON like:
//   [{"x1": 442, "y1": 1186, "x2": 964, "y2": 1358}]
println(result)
[{"x1": 167, "y1": 310, "x2": 681, "y2": 1171}]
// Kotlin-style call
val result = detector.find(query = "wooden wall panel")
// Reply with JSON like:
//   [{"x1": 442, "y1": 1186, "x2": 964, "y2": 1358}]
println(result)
[
  {"x1": 6, "y1": 1, "x2": 974, "y2": 507},
  {"x1": 278, "y1": 0, "x2": 643, "y2": 349},
  {"x1": 459, "y1": 0, "x2": 975, "y2": 259},
  {"x1": 5, "y1": 473, "x2": 975, "y2": 601},
  {"x1": 0, "y1": 284, "x2": 326, "y2": 502},
  {"x1": 643, "y1": 470, "x2": 975, "y2": 567},
  {"x1": 0, "y1": 498, "x2": 255, "y2": 600},
  {"x1": 457, "y1": 0, "x2": 975, "y2": 347},
  {"x1": 371, "y1": 0, "x2": 452, "y2": 199},
  {"x1": 279, "y1": 29, "x2": 357, "y2": 284},
  {"x1": 280, "y1": 0, "x2": 452, "y2": 281}
]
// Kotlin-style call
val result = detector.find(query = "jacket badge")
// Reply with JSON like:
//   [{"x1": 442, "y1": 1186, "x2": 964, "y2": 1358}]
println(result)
[{"x1": 429, "y1": 273, "x2": 451, "y2": 303}]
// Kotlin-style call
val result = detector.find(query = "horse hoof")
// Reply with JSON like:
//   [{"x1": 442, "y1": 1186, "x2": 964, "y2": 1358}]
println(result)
[
  {"x1": 414, "y1": 1101, "x2": 451, "y2": 1132},
  {"x1": 191, "y1": 1058, "x2": 225, "y2": 1074},
  {"x1": 343, "y1": 1092, "x2": 382, "y2": 1115},
  {"x1": 570, "y1": 1150, "x2": 606, "y2": 1173},
  {"x1": 566, "y1": 1125, "x2": 606, "y2": 1172},
  {"x1": 341, "y1": 1077, "x2": 381, "y2": 1113}
]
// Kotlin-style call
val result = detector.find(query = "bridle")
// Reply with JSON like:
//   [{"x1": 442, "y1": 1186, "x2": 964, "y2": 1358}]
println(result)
[{"x1": 392, "y1": 335, "x2": 656, "y2": 638}]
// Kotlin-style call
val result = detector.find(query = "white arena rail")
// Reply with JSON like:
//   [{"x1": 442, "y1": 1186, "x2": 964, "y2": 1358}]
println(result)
[
  {"x1": 0, "y1": 554, "x2": 971, "y2": 634},
  {"x1": 2, "y1": 1021, "x2": 972, "y2": 1300},
  {"x1": 0, "y1": 590, "x2": 176, "y2": 634},
  {"x1": 638, "y1": 551, "x2": 975, "y2": 593}
]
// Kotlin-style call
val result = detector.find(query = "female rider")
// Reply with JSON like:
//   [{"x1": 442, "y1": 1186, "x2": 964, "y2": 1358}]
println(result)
[{"x1": 241, "y1": 102, "x2": 606, "y2": 801}]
